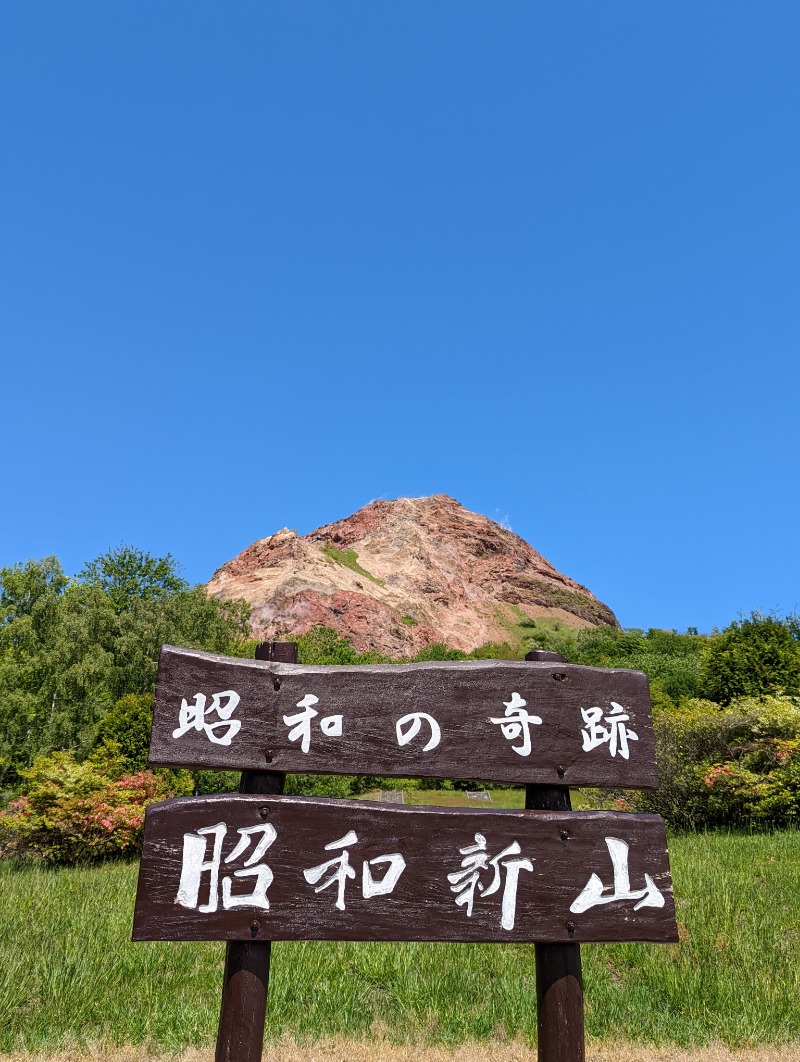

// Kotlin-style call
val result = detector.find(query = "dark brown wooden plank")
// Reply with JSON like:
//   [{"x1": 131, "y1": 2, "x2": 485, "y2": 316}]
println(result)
[
  {"x1": 133, "y1": 796, "x2": 677, "y2": 944},
  {"x1": 149, "y1": 646, "x2": 658, "y2": 788}
]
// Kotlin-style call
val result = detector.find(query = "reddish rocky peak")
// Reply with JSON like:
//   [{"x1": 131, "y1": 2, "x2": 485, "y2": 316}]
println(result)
[{"x1": 207, "y1": 495, "x2": 618, "y2": 657}]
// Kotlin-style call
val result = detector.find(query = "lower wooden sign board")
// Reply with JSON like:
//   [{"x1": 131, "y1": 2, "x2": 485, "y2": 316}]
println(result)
[{"x1": 133, "y1": 796, "x2": 677, "y2": 945}]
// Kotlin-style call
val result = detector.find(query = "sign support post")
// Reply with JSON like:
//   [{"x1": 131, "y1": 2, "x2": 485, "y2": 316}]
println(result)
[
  {"x1": 136, "y1": 640, "x2": 677, "y2": 1062},
  {"x1": 525, "y1": 651, "x2": 585, "y2": 1062},
  {"x1": 214, "y1": 640, "x2": 297, "y2": 1062}
]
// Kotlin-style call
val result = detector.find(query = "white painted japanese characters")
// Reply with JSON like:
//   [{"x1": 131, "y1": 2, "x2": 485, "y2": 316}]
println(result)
[
  {"x1": 447, "y1": 832, "x2": 533, "y2": 930},
  {"x1": 133, "y1": 796, "x2": 677, "y2": 944},
  {"x1": 302, "y1": 831, "x2": 405, "y2": 910},
  {"x1": 282, "y1": 694, "x2": 344, "y2": 754},
  {"x1": 570, "y1": 837, "x2": 664, "y2": 914},
  {"x1": 489, "y1": 692, "x2": 542, "y2": 757},
  {"x1": 173, "y1": 690, "x2": 242, "y2": 746},
  {"x1": 396, "y1": 712, "x2": 441, "y2": 751},
  {"x1": 178, "y1": 822, "x2": 276, "y2": 912},
  {"x1": 580, "y1": 703, "x2": 638, "y2": 760},
  {"x1": 152, "y1": 647, "x2": 658, "y2": 787},
  {"x1": 170, "y1": 686, "x2": 641, "y2": 767}
]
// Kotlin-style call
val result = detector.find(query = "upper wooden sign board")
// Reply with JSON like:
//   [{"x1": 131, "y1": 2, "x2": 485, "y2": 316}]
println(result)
[
  {"x1": 132, "y1": 795, "x2": 677, "y2": 944},
  {"x1": 149, "y1": 646, "x2": 657, "y2": 788}
]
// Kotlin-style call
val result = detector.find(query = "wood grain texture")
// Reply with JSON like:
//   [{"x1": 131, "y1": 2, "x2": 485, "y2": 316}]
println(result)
[
  {"x1": 149, "y1": 646, "x2": 657, "y2": 788},
  {"x1": 526, "y1": 779, "x2": 585, "y2": 1062},
  {"x1": 214, "y1": 639, "x2": 297, "y2": 1062},
  {"x1": 133, "y1": 796, "x2": 677, "y2": 944}
]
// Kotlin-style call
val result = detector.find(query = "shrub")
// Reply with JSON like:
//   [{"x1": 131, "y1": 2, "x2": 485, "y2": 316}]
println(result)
[
  {"x1": 699, "y1": 612, "x2": 800, "y2": 704},
  {"x1": 284, "y1": 773, "x2": 356, "y2": 798},
  {"x1": 412, "y1": 643, "x2": 467, "y2": 662},
  {"x1": 635, "y1": 695, "x2": 800, "y2": 829},
  {"x1": 295, "y1": 626, "x2": 387, "y2": 665},
  {"x1": 469, "y1": 641, "x2": 518, "y2": 660},
  {"x1": 0, "y1": 751, "x2": 191, "y2": 864},
  {"x1": 569, "y1": 627, "x2": 705, "y2": 704},
  {"x1": 93, "y1": 693, "x2": 154, "y2": 772}
]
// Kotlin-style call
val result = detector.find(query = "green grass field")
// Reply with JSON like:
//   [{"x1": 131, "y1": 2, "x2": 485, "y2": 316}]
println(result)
[
  {"x1": 0, "y1": 831, "x2": 798, "y2": 1053},
  {"x1": 375, "y1": 788, "x2": 593, "y2": 809}
]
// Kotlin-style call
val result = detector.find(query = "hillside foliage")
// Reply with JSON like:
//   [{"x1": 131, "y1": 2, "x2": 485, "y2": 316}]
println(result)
[
  {"x1": 0, "y1": 549, "x2": 254, "y2": 785},
  {"x1": 1, "y1": 547, "x2": 799, "y2": 860}
]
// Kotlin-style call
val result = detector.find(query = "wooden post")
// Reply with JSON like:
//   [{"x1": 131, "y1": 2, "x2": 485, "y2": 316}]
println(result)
[
  {"x1": 138, "y1": 642, "x2": 673, "y2": 1060},
  {"x1": 214, "y1": 640, "x2": 298, "y2": 1062},
  {"x1": 524, "y1": 650, "x2": 585, "y2": 1062}
]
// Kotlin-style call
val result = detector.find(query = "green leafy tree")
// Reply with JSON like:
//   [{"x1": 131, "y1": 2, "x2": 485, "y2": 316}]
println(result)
[
  {"x1": 0, "y1": 557, "x2": 73, "y2": 776},
  {"x1": 93, "y1": 694, "x2": 154, "y2": 772},
  {"x1": 699, "y1": 612, "x2": 800, "y2": 705},
  {"x1": 109, "y1": 588, "x2": 254, "y2": 701},
  {"x1": 0, "y1": 553, "x2": 254, "y2": 785},
  {"x1": 567, "y1": 627, "x2": 705, "y2": 704},
  {"x1": 79, "y1": 546, "x2": 188, "y2": 613}
]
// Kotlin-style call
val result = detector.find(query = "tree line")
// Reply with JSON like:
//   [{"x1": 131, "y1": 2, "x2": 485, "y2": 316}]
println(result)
[
  {"x1": 1, "y1": 547, "x2": 799, "y2": 852},
  {"x1": 0, "y1": 547, "x2": 253, "y2": 785}
]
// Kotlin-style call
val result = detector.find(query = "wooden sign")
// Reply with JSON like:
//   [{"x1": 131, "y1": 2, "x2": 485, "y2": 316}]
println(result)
[
  {"x1": 132, "y1": 795, "x2": 677, "y2": 944},
  {"x1": 149, "y1": 646, "x2": 657, "y2": 788}
]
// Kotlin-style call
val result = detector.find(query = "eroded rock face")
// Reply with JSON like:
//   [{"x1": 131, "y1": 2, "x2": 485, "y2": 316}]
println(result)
[{"x1": 207, "y1": 495, "x2": 618, "y2": 656}]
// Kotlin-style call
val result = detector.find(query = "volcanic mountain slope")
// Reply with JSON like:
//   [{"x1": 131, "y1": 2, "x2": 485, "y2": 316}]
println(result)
[{"x1": 207, "y1": 495, "x2": 618, "y2": 658}]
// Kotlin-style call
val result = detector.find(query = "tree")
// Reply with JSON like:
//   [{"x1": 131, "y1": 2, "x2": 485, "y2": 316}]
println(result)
[
  {"x1": 0, "y1": 552, "x2": 254, "y2": 785},
  {"x1": 0, "y1": 557, "x2": 73, "y2": 777},
  {"x1": 92, "y1": 694, "x2": 154, "y2": 772},
  {"x1": 699, "y1": 612, "x2": 800, "y2": 705},
  {"x1": 79, "y1": 546, "x2": 188, "y2": 613},
  {"x1": 568, "y1": 626, "x2": 705, "y2": 704},
  {"x1": 0, "y1": 555, "x2": 68, "y2": 620}
]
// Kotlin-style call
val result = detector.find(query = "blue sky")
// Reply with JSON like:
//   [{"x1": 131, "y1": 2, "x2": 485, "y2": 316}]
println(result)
[{"x1": 1, "y1": 2, "x2": 798, "y2": 634}]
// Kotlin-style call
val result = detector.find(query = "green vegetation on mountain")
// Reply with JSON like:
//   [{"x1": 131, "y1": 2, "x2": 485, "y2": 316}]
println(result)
[
  {"x1": 1, "y1": 546, "x2": 799, "y2": 857},
  {"x1": 320, "y1": 545, "x2": 385, "y2": 586}
]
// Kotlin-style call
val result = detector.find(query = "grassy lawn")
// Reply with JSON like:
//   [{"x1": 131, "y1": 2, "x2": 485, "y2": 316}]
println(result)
[
  {"x1": 364, "y1": 788, "x2": 592, "y2": 809},
  {"x1": 362, "y1": 788, "x2": 528, "y2": 809},
  {"x1": 0, "y1": 831, "x2": 798, "y2": 1053}
]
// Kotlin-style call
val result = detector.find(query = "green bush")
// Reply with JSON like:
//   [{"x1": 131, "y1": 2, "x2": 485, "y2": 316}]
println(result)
[
  {"x1": 568, "y1": 626, "x2": 705, "y2": 703},
  {"x1": 0, "y1": 751, "x2": 192, "y2": 864},
  {"x1": 635, "y1": 694, "x2": 800, "y2": 829},
  {"x1": 699, "y1": 611, "x2": 800, "y2": 704},
  {"x1": 412, "y1": 643, "x2": 467, "y2": 662},
  {"x1": 469, "y1": 641, "x2": 518, "y2": 660},
  {"x1": 284, "y1": 773, "x2": 356, "y2": 798},
  {"x1": 696, "y1": 744, "x2": 800, "y2": 827},
  {"x1": 295, "y1": 625, "x2": 386, "y2": 665},
  {"x1": 92, "y1": 693, "x2": 154, "y2": 772}
]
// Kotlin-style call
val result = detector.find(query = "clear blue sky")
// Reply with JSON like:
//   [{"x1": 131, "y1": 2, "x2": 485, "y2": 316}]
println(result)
[{"x1": 2, "y1": 2, "x2": 798, "y2": 634}]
